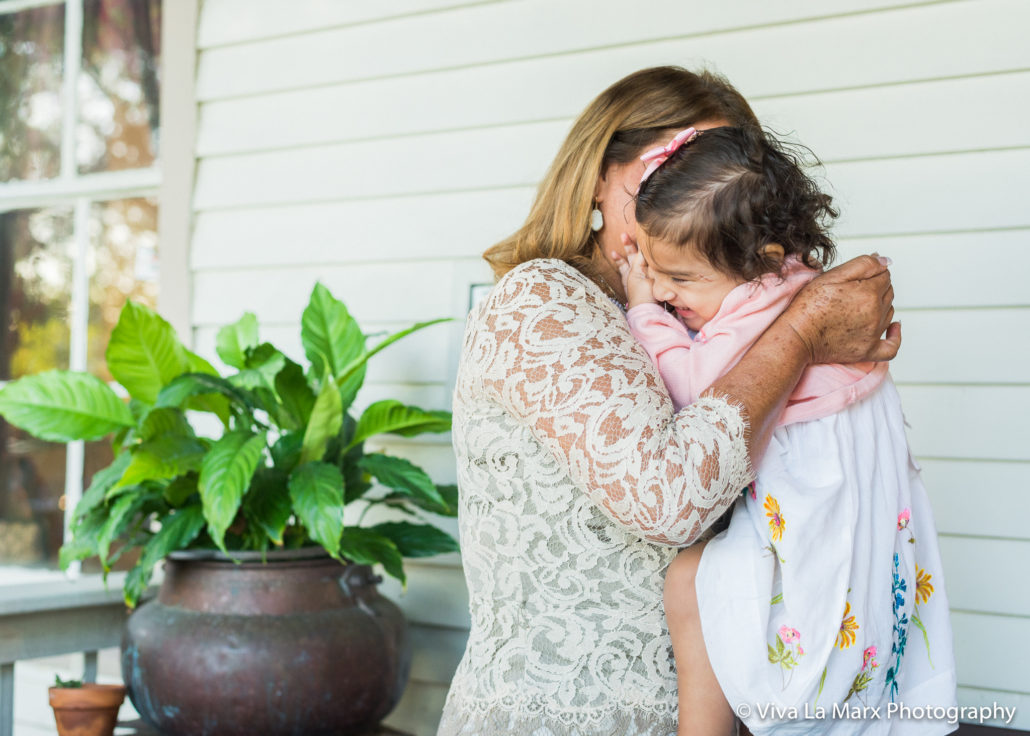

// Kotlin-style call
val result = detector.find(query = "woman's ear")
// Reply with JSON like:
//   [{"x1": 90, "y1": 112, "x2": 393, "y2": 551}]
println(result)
[{"x1": 759, "y1": 243, "x2": 785, "y2": 263}]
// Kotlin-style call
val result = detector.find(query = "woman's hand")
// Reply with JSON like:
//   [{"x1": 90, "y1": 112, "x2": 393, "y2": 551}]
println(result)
[
  {"x1": 612, "y1": 237, "x2": 657, "y2": 309},
  {"x1": 781, "y1": 254, "x2": 901, "y2": 365}
]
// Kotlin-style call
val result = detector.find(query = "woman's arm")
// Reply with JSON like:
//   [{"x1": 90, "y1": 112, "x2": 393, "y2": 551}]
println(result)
[
  {"x1": 707, "y1": 254, "x2": 900, "y2": 464},
  {"x1": 471, "y1": 257, "x2": 895, "y2": 547},
  {"x1": 472, "y1": 260, "x2": 754, "y2": 547}
]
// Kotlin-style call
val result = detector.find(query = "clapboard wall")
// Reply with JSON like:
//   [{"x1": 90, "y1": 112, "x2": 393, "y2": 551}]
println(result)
[{"x1": 182, "y1": 1, "x2": 1030, "y2": 732}]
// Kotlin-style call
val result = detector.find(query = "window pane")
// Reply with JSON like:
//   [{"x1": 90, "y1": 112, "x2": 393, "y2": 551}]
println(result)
[
  {"x1": 0, "y1": 206, "x2": 74, "y2": 570},
  {"x1": 0, "y1": 426, "x2": 66, "y2": 567},
  {"x1": 0, "y1": 4, "x2": 65, "y2": 183},
  {"x1": 88, "y1": 197, "x2": 159, "y2": 380},
  {"x1": 0, "y1": 208, "x2": 74, "y2": 379},
  {"x1": 78, "y1": 0, "x2": 161, "y2": 174}
]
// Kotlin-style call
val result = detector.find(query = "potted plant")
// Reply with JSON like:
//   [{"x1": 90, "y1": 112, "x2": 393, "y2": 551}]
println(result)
[
  {"x1": 0, "y1": 283, "x2": 458, "y2": 736},
  {"x1": 49, "y1": 675, "x2": 127, "y2": 736}
]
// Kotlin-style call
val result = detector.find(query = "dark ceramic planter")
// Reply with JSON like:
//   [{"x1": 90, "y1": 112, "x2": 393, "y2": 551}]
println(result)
[{"x1": 122, "y1": 548, "x2": 410, "y2": 736}]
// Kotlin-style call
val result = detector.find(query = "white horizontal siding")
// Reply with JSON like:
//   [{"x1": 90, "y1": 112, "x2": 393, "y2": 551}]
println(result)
[
  {"x1": 956, "y1": 687, "x2": 1030, "y2": 731},
  {"x1": 196, "y1": 0, "x2": 503, "y2": 49},
  {"x1": 190, "y1": 190, "x2": 530, "y2": 268},
  {"x1": 195, "y1": 0, "x2": 955, "y2": 100},
  {"x1": 836, "y1": 231, "x2": 1030, "y2": 310},
  {"x1": 186, "y1": 0, "x2": 1030, "y2": 731},
  {"x1": 888, "y1": 309, "x2": 1030, "y2": 385},
  {"x1": 939, "y1": 537, "x2": 1030, "y2": 617},
  {"x1": 380, "y1": 563, "x2": 471, "y2": 630},
  {"x1": 922, "y1": 459, "x2": 1030, "y2": 541},
  {"x1": 197, "y1": 60, "x2": 1030, "y2": 160},
  {"x1": 191, "y1": 258, "x2": 489, "y2": 325},
  {"x1": 952, "y1": 612, "x2": 1030, "y2": 694},
  {"x1": 897, "y1": 386, "x2": 1030, "y2": 462}
]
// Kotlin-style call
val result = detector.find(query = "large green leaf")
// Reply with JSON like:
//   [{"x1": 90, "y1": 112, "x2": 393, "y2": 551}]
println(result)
[
  {"x1": 370, "y1": 521, "x2": 458, "y2": 558},
  {"x1": 111, "y1": 436, "x2": 208, "y2": 495},
  {"x1": 59, "y1": 506, "x2": 107, "y2": 569},
  {"x1": 185, "y1": 349, "x2": 220, "y2": 377},
  {"x1": 0, "y1": 371, "x2": 134, "y2": 442},
  {"x1": 183, "y1": 351, "x2": 232, "y2": 426},
  {"x1": 340, "y1": 442, "x2": 372, "y2": 504},
  {"x1": 155, "y1": 373, "x2": 256, "y2": 423},
  {"x1": 243, "y1": 468, "x2": 292, "y2": 546},
  {"x1": 349, "y1": 400, "x2": 451, "y2": 449},
  {"x1": 359, "y1": 453, "x2": 446, "y2": 510},
  {"x1": 198, "y1": 431, "x2": 266, "y2": 551},
  {"x1": 74, "y1": 452, "x2": 133, "y2": 521},
  {"x1": 98, "y1": 490, "x2": 155, "y2": 570},
  {"x1": 275, "y1": 360, "x2": 316, "y2": 430},
  {"x1": 301, "y1": 283, "x2": 364, "y2": 382},
  {"x1": 231, "y1": 344, "x2": 287, "y2": 393},
  {"x1": 379, "y1": 483, "x2": 458, "y2": 517},
  {"x1": 163, "y1": 472, "x2": 199, "y2": 507},
  {"x1": 300, "y1": 377, "x2": 342, "y2": 465},
  {"x1": 288, "y1": 462, "x2": 344, "y2": 558},
  {"x1": 339, "y1": 527, "x2": 405, "y2": 585},
  {"x1": 106, "y1": 301, "x2": 189, "y2": 404},
  {"x1": 337, "y1": 362, "x2": 365, "y2": 412},
  {"x1": 270, "y1": 431, "x2": 304, "y2": 473},
  {"x1": 123, "y1": 505, "x2": 205, "y2": 607},
  {"x1": 215, "y1": 312, "x2": 259, "y2": 369},
  {"x1": 139, "y1": 407, "x2": 194, "y2": 442}
]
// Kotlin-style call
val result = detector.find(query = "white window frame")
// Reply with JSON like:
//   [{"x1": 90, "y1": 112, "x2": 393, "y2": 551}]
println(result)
[{"x1": 0, "y1": 0, "x2": 197, "y2": 580}]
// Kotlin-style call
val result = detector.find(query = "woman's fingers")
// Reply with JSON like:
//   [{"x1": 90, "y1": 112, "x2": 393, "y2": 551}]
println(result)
[
  {"x1": 821, "y1": 253, "x2": 889, "y2": 284},
  {"x1": 784, "y1": 253, "x2": 900, "y2": 364},
  {"x1": 868, "y1": 321, "x2": 902, "y2": 362}
]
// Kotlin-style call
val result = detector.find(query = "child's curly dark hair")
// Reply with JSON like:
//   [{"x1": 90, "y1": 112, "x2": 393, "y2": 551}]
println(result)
[{"x1": 635, "y1": 126, "x2": 837, "y2": 281}]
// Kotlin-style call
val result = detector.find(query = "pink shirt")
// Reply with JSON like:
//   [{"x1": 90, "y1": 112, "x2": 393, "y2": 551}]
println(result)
[{"x1": 626, "y1": 258, "x2": 888, "y2": 426}]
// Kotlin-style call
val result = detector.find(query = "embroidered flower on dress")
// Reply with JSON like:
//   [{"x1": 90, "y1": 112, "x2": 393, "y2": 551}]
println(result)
[
  {"x1": 779, "y1": 626, "x2": 800, "y2": 644},
  {"x1": 765, "y1": 495, "x2": 785, "y2": 542},
  {"x1": 844, "y1": 645, "x2": 881, "y2": 704},
  {"x1": 863, "y1": 645, "x2": 878, "y2": 671},
  {"x1": 897, "y1": 508, "x2": 911, "y2": 529},
  {"x1": 836, "y1": 601, "x2": 859, "y2": 649},
  {"x1": 915, "y1": 566, "x2": 934, "y2": 605},
  {"x1": 769, "y1": 625, "x2": 805, "y2": 688}
]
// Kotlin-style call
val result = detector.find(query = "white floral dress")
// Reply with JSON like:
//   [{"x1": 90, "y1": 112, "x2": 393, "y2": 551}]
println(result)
[
  {"x1": 696, "y1": 378, "x2": 958, "y2": 735},
  {"x1": 437, "y1": 259, "x2": 754, "y2": 736}
]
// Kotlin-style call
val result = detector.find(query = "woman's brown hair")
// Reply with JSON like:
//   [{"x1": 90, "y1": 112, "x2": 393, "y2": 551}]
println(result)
[{"x1": 483, "y1": 66, "x2": 759, "y2": 282}]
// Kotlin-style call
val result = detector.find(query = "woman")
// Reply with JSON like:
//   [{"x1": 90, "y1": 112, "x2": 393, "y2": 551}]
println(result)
[{"x1": 436, "y1": 67, "x2": 899, "y2": 736}]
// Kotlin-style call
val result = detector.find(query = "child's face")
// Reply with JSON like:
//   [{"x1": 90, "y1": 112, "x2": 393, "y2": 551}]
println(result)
[{"x1": 638, "y1": 234, "x2": 745, "y2": 331}]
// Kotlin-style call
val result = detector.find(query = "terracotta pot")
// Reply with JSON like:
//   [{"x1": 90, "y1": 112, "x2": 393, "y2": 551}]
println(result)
[
  {"x1": 122, "y1": 548, "x2": 410, "y2": 736},
  {"x1": 49, "y1": 684, "x2": 127, "y2": 736}
]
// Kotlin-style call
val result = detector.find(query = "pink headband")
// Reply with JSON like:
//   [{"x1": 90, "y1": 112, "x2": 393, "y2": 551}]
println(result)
[{"x1": 639, "y1": 127, "x2": 700, "y2": 185}]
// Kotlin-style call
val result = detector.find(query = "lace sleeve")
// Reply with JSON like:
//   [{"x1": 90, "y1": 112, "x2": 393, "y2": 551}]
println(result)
[{"x1": 471, "y1": 259, "x2": 754, "y2": 546}]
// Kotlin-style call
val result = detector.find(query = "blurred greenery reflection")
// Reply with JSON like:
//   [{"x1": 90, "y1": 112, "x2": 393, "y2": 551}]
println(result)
[
  {"x1": 80, "y1": 0, "x2": 161, "y2": 174},
  {"x1": 0, "y1": 5, "x2": 66, "y2": 182}
]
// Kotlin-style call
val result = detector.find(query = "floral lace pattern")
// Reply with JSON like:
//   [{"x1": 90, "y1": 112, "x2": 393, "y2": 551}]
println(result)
[{"x1": 438, "y1": 260, "x2": 754, "y2": 736}]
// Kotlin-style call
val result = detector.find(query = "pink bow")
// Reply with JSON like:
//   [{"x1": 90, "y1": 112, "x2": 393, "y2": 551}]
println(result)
[{"x1": 639, "y1": 127, "x2": 699, "y2": 185}]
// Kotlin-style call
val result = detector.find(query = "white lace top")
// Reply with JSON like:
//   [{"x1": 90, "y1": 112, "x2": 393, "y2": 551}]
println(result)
[{"x1": 437, "y1": 259, "x2": 754, "y2": 736}]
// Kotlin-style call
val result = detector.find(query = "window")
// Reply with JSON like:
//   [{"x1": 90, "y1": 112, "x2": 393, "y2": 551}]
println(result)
[{"x1": 0, "y1": 0, "x2": 161, "y2": 576}]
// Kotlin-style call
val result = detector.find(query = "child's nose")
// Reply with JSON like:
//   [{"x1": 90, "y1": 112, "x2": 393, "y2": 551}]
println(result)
[{"x1": 651, "y1": 281, "x2": 675, "y2": 302}]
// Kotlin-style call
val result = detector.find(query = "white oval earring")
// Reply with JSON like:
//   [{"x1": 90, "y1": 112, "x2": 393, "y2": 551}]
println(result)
[{"x1": 590, "y1": 207, "x2": 604, "y2": 232}]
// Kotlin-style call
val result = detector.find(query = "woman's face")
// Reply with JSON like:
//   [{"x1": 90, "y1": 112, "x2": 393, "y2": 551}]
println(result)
[{"x1": 593, "y1": 158, "x2": 647, "y2": 262}]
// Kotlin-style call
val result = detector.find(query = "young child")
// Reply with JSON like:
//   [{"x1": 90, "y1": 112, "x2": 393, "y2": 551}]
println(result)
[{"x1": 615, "y1": 126, "x2": 957, "y2": 736}]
